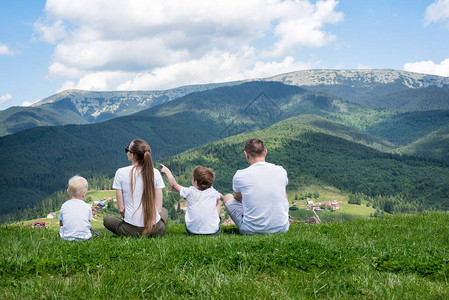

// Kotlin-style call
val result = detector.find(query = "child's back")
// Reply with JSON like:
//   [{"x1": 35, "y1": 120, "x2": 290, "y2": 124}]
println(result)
[
  {"x1": 59, "y1": 176, "x2": 94, "y2": 241},
  {"x1": 181, "y1": 186, "x2": 220, "y2": 235},
  {"x1": 160, "y1": 164, "x2": 222, "y2": 235},
  {"x1": 59, "y1": 199, "x2": 93, "y2": 240}
]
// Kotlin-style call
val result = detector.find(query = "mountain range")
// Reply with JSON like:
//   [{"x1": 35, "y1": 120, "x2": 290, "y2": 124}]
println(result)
[
  {"x1": 2, "y1": 69, "x2": 449, "y2": 137},
  {"x1": 1, "y1": 69, "x2": 449, "y2": 221},
  {"x1": 0, "y1": 81, "x2": 242, "y2": 136}
]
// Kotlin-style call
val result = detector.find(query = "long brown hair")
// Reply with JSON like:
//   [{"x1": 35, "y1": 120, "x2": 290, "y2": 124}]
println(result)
[{"x1": 129, "y1": 139, "x2": 156, "y2": 235}]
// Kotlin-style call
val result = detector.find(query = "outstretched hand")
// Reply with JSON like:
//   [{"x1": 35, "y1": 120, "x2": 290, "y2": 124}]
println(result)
[
  {"x1": 159, "y1": 164, "x2": 182, "y2": 193},
  {"x1": 159, "y1": 164, "x2": 171, "y2": 176}
]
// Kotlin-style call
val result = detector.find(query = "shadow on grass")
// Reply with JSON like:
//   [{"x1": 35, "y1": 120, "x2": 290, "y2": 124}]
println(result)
[{"x1": 220, "y1": 225, "x2": 240, "y2": 235}]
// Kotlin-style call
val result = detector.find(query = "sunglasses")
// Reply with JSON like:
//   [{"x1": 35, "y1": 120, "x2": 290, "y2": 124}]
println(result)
[{"x1": 125, "y1": 147, "x2": 132, "y2": 154}]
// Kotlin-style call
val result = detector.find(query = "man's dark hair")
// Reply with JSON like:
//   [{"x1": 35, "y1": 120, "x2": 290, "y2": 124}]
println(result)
[{"x1": 244, "y1": 138, "x2": 265, "y2": 157}]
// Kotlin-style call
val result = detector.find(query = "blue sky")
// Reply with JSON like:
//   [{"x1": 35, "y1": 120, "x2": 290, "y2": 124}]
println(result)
[{"x1": 1, "y1": 0, "x2": 449, "y2": 110}]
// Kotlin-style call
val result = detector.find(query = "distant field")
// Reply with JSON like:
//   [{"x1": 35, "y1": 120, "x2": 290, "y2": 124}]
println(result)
[
  {"x1": 288, "y1": 185, "x2": 376, "y2": 222},
  {"x1": 287, "y1": 185, "x2": 348, "y2": 204},
  {"x1": 338, "y1": 202, "x2": 376, "y2": 216},
  {"x1": 86, "y1": 190, "x2": 115, "y2": 201}
]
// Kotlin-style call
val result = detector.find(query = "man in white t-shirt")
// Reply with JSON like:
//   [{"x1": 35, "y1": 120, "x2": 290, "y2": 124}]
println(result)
[{"x1": 223, "y1": 138, "x2": 289, "y2": 235}]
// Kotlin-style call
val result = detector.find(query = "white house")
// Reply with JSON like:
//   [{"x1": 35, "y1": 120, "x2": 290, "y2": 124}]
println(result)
[{"x1": 46, "y1": 212, "x2": 57, "y2": 219}]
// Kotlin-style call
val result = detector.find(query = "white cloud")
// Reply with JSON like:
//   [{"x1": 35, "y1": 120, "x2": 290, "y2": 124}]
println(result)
[
  {"x1": 425, "y1": 0, "x2": 449, "y2": 27},
  {"x1": 35, "y1": 0, "x2": 343, "y2": 91},
  {"x1": 0, "y1": 93, "x2": 13, "y2": 104},
  {"x1": 116, "y1": 50, "x2": 319, "y2": 91},
  {"x1": 356, "y1": 64, "x2": 371, "y2": 70},
  {"x1": 21, "y1": 100, "x2": 40, "y2": 107},
  {"x1": 403, "y1": 58, "x2": 449, "y2": 77},
  {"x1": 264, "y1": 0, "x2": 343, "y2": 58},
  {"x1": 57, "y1": 81, "x2": 76, "y2": 92},
  {"x1": 0, "y1": 45, "x2": 14, "y2": 55},
  {"x1": 33, "y1": 19, "x2": 67, "y2": 44}
]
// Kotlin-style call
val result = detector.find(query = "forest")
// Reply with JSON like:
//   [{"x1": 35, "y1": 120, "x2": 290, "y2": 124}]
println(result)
[{"x1": 1, "y1": 81, "x2": 449, "y2": 221}]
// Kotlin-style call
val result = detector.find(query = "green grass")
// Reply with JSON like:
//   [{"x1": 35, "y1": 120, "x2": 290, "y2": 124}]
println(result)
[
  {"x1": 338, "y1": 203, "x2": 376, "y2": 216},
  {"x1": 289, "y1": 209, "x2": 315, "y2": 220},
  {"x1": 1, "y1": 213, "x2": 449, "y2": 299},
  {"x1": 85, "y1": 190, "x2": 115, "y2": 202}
]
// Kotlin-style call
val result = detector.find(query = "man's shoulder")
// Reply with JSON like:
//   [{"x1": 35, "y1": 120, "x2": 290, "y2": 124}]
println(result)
[
  {"x1": 233, "y1": 167, "x2": 249, "y2": 181},
  {"x1": 262, "y1": 162, "x2": 286, "y2": 173}
]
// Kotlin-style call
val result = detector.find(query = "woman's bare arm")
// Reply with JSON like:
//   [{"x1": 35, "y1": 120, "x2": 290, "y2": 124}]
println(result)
[{"x1": 116, "y1": 189, "x2": 125, "y2": 217}]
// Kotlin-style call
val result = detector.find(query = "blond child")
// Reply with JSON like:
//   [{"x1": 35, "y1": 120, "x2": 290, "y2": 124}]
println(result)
[
  {"x1": 160, "y1": 164, "x2": 221, "y2": 235},
  {"x1": 59, "y1": 176, "x2": 96, "y2": 241}
]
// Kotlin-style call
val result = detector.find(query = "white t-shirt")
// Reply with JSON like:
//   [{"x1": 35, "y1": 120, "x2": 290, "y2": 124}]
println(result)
[
  {"x1": 113, "y1": 166, "x2": 165, "y2": 227},
  {"x1": 180, "y1": 186, "x2": 221, "y2": 234},
  {"x1": 233, "y1": 161, "x2": 289, "y2": 234},
  {"x1": 59, "y1": 199, "x2": 93, "y2": 241}
]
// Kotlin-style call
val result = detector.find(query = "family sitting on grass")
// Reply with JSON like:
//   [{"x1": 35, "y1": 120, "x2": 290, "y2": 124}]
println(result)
[{"x1": 58, "y1": 138, "x2": 289, "y2": 240}]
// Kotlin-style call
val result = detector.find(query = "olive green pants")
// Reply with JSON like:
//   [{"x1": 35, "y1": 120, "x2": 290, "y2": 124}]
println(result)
[{"x1": 103, "y1": 208, "x2": 168, "y2": 237}]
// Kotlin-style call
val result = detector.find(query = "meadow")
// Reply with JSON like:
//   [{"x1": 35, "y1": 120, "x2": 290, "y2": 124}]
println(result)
[{"x1": 1, "y1": 212, "x2": 448, "y2": 299}]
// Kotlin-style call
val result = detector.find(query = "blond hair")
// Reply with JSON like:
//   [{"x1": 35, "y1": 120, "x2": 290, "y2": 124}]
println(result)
[{"x1": 67, "y1": 176, "x2": 88, "y2": 198}]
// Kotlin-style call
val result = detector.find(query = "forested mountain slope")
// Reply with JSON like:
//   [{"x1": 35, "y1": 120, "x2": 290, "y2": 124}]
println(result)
[
  {"x1": 363, "y1": 86, "x2": 449, "y2": 112},
  {"x1": 397, "y1": 123, "x2": 449, "y2": 164},
  {"x1": 365, "y1": 110, "x2": 449, "y2": 146},
  {"x1": 0, "y1": 106, "x2": 87, "y2": 136},
  {"x1": 161, "y1": 116, "x2": 449, "y2": 213},
  {"x1": 0, "y1": 82, "x2": 313, "y2": 217},
  {"x1": 1, "y1": 81, "x2": 449, "y2": 220}
]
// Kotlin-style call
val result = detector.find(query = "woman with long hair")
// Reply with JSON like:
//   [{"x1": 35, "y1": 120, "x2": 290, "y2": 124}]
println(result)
[{"x1": 104, "y1": 139, "x2": 168, "y2": 237}]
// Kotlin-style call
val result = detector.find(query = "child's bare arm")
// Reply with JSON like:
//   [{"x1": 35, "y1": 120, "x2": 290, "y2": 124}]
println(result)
[{"x1": 160, "y1": 164, "x2": 183, "y2": 192}]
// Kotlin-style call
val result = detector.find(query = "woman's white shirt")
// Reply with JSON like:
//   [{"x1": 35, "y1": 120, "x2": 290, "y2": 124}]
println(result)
[{"x1": 113, "y1": 166, "x2": 165, "y2": 227}]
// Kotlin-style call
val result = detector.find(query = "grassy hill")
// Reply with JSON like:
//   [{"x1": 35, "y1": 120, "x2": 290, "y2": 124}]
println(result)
[{"x1": 1, "y1": 212, "x2": 448, "y2": 298}]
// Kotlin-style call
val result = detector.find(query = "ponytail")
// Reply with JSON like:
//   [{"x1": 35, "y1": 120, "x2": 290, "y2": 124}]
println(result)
[
  {"x1": 141, "y1": 151, "x2": 156, "y2": 235},
  {"x1": 129, "y1": 139, "x2": 157, "y2": 236}
]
